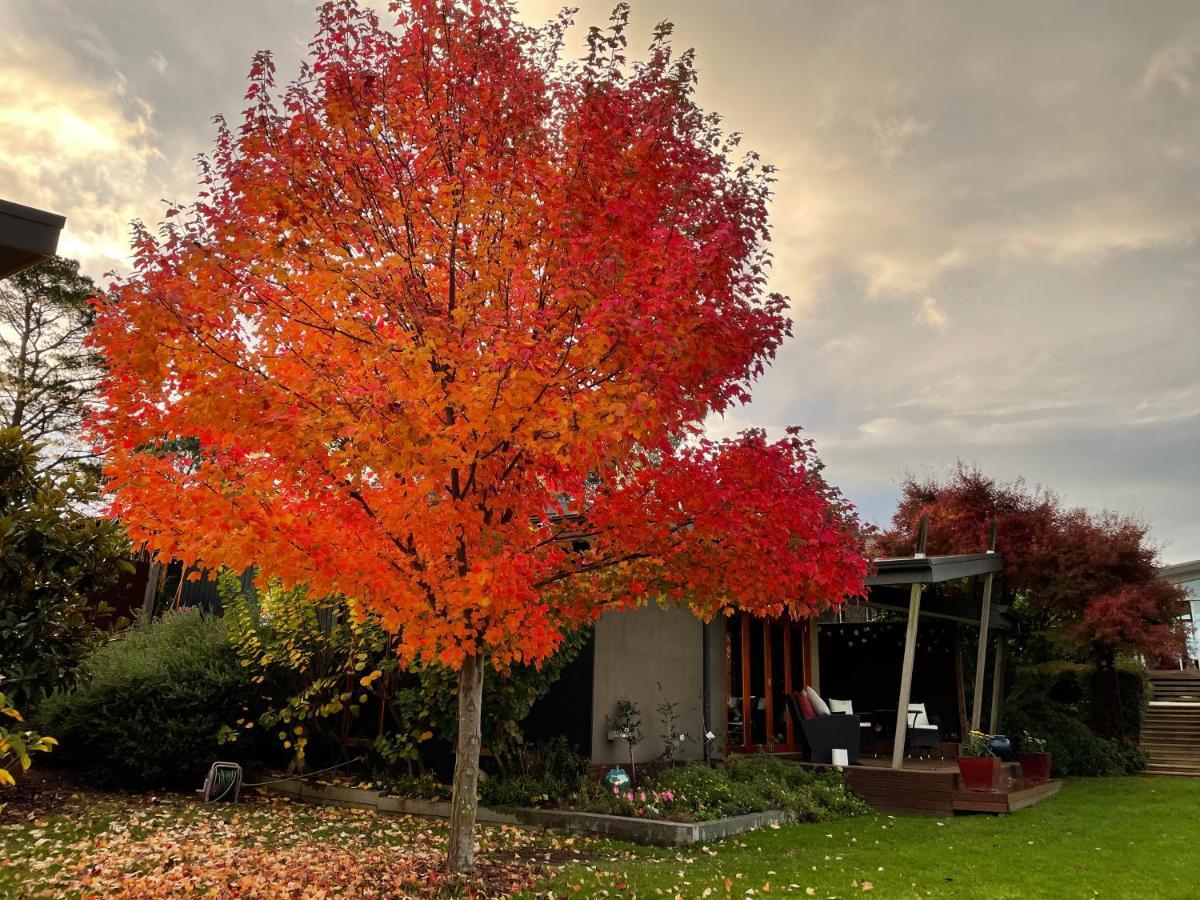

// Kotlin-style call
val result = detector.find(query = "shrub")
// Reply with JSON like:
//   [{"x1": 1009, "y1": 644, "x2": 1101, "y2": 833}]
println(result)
[
  {"x1": 0, "y1": 429, "x2": 131, "y2": 707},
  {"x1": 1007, "y1": 706, "x2": 1147, "y2": 776},
  {"x1": 36, "y1": 610, "x2": 258, "y2": 789},
  {"x1": 478, "y1": 737, "x2": 588, "y2": 807},
  {"x1": 1011, "y1": 660, "x2": 1147, "y2": 739},
  {"x1": 372, "y1": 771, "x2": 453, "y2": 801}
]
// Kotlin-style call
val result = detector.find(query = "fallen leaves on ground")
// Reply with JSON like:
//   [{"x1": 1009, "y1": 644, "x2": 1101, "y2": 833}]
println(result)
[{"x1": 0, "y1": 773, "x2": 597, "y2": 898}]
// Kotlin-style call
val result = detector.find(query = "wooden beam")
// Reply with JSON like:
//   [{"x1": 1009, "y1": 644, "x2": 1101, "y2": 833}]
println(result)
[
  {"x1": 970, "y1": 573, "x2": 994, "y2": 732},
  {"x1": 892, "y1": 517, "x2": 928, "y2": 770},
  {"x1": 953, "y1": 624, "x2": 968, "y2": 741},
  {"x1": 971, "y1": 521, "x2": 998, "y2": 733},
  {"x1": 892, "y1": 582, "x2": 924, "y2": 769},
  {"x1": 989, "y1": 636, "x2": 1007, "y2": 734}
]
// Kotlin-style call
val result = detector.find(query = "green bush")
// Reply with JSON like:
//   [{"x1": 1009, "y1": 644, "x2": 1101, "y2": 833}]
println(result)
[
  {"x1": 0, "y1": 429, "x2": 131, "y2": 707},
  {"x1": 36, "y1": 610, "x2": 258, "y2": 789},
  {"x1": 478, "y1": 737, "x2": 588, "y2": 808},
  {"x1": 1007, "y1": 706, "x2": 1147, "y2": 777},
  {"x1": 1011, "y1": 660, "x2": 1147, "y2": 739}
]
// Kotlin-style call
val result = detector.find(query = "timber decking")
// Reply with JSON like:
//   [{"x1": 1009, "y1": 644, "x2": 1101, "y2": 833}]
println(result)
[
  {"x1": 1142, "y1": 670, "x2": 1200, "y2": 777},
  {"x1": 800, "y1": 757, "x2": 1061, "y2": 817}
]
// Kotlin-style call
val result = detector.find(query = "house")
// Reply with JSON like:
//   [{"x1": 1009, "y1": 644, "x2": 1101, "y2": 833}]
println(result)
[
  {"x1": 1160, "y1": 558, "x2": 1200, "y2": 669},
  {"x1": 532, "y1": 544, "x2": 1012, "y2": 773},
  {"x1": 0, "y1": 198, "x2": 64, "y2": 278}
]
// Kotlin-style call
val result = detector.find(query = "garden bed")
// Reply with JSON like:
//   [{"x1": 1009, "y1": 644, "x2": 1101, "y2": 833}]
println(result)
[{"x1": 266, "y1": 776, "x2": 801, "y2": 846}]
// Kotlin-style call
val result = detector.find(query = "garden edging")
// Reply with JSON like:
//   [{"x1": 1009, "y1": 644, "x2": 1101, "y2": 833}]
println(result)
[{"x1": 264, "y1": 779, "x2": 792, "y2": 845}]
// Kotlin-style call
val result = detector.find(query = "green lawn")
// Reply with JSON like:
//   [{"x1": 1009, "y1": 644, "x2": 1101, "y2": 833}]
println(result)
[
  {"x1": 3, "y1": 775, "x2": 1198, "y2": 897},
  {"x1": 530, "y1": 778, "x2": 1200, "y2": 899}
]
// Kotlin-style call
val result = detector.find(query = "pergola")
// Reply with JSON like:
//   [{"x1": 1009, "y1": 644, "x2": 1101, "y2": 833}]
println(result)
[
  {"x1": 854, "y1": 519, "x2": 1008, "y2": 769},
  {"x1": 0, "y1": 198, "x2": 65, "y2": 279}
]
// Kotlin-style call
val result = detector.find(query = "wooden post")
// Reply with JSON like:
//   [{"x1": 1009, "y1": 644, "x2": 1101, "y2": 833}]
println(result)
[
  {"x1": 892, "y1": 517, "x2": 928, "y2": 770},
  {"x1": 989, "y1": 636, "x2": 1007, "y2": 734},
  {"x1": 970, "y1": 575, "x2": 994, "y2": 732},
  {"x1": 953, "y1": 624, "x2": 969, "y2": 740},
  {"x1": 971, "y1": 521, "x2": 998, "y2": 732}
]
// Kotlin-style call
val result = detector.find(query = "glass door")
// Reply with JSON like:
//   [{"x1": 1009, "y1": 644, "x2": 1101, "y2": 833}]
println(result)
[{"x1": 724, "y1": 613, "x2": 807, "y2": 752}]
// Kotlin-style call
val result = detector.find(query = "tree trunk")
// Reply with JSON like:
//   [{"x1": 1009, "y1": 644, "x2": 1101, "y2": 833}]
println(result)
[
  {"x1": 447, "y1": 653, "x2": 485, "y2": 875},
  {"x1": 1090, "y1": 645, "x2": 1123, "y2": 739}
]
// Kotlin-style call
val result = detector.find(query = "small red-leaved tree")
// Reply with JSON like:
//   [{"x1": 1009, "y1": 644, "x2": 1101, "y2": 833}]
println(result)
[
  {"x1": 91, "y1": 0, "x2": 867, "y2": 873},
  {"x1": 880, "y1": 466, "x2": 1185, "y2": 736}
]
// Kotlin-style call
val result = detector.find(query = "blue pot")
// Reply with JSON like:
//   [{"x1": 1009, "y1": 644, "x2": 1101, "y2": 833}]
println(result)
[{"x1": 987, "y1": 734, "x2": 1014, "y2": 761}]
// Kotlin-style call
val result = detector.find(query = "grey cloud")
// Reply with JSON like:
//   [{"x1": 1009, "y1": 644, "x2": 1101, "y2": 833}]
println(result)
[{"x1": 0, "y1": 0, "x2": 1196, "y2": 559}]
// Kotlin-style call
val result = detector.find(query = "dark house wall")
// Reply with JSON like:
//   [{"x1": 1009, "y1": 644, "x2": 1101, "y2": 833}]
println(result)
[{"x1": 522, "y1": 631, "x2": 596, "y2": 757}]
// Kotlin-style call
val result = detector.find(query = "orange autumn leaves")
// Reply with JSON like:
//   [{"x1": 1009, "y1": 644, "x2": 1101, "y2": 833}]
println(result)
[{"x1": 91, "y1": 0, "x2": 867, "y2": 671}]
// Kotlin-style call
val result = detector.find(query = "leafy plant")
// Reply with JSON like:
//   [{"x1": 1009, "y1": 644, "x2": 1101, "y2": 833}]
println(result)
[
  {"x1": 0, "y1": 691, "x2": 56, "y2": 791},
  {"x1": 612, "y1": 697, "x2": 644, "y2": 780},
  {"x1": 1018, "y1": 730, "x2": 1048, "y2": 753},
  {"x1": 577, "y1": 756, "x2": 868, "y2": 823},
  {"x1": 222, "y1": 570, "x2": 591, "y2": 775},
  {"x1": 656, "y1": 685, "x2": 690, "y2": 765},
  {"x1": 36, "y1": 609, "x2": 257, "y2": 789},
  {"x1": 0, "y1": 429, "x2": 130, "y2": 707},
  {"x1": 961, "y1": 730, "x2": 996, "y2": 758},
  {"x1": 478, "y1": 737, "x2": 588, "y2": 808},
  {"x1": 219, "y1": 570, "x2": 411, "y2": 771}
]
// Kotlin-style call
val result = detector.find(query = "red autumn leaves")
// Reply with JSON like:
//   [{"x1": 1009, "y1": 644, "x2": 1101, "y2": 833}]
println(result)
[{"x1": 90, "y1": 0, "x2": 867, "y2": 672}]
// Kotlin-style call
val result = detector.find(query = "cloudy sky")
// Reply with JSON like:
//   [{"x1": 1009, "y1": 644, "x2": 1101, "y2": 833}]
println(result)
[{"x1": 2, "y1": 0, "x2": 1197, "y2": 561}]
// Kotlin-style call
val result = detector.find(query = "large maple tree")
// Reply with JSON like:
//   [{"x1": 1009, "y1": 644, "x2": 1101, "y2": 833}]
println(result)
[{"x1": 91, "y1": 0, "x2": 867, "y2": 872}]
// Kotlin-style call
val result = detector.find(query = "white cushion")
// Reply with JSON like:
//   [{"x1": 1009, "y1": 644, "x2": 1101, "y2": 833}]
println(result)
[
  {"x1": 829, "y1": 698, "x2": 854, "y2": 715},
  {"x1": 907, "y1": 703, "x2": 933, "y2": 729},
  {"x1": 805, "y1": 686, "x2": 831, "y2": 717}
]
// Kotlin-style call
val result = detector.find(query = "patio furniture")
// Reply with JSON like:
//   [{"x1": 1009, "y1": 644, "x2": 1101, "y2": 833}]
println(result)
[
  {"x1": 786, "y1": 694, "x2": 861, "y2": 764},
  {"x1": 906, "y1": 703, "x2": 942, "y2": 757}
]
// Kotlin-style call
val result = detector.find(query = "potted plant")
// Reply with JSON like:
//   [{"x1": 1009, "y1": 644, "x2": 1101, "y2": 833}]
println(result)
[
  {"x1": 1016, "y1": 731, "x2": 1052, "y2": 784},
  {"x1": 957, "y1": 730, "x2": 1000, "y2": 791}
]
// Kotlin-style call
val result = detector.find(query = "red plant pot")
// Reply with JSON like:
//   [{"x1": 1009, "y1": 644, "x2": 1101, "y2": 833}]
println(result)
[
  {"x1": 1018, "y1": 752, "x2": 1052, "y2": 784},
  {"x1": 957, "y1": 756, "x2": 1000, "y2": 791}
]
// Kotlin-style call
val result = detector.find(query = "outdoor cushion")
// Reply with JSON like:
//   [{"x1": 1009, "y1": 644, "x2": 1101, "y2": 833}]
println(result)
[
  {"x1": 805, "y1": 685, "x2": 831, "y2": 717},
  {"x1": 786, "y1": 692, "x2": 808, "y2": 725},
  {"x1": 907, "y1": 702, "x2": 934, "y2": 729},
  {"x1": 829, "y1": 698, "x2": 854, "y2": 714},
  {"x1": 796, "y1": 690, "x2": 817, "y2": 720}
]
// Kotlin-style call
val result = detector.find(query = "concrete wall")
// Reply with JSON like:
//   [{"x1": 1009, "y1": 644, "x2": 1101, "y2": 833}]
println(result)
[{"x1": 590, "y1": 604, "x2": 725, "y2": 765}]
